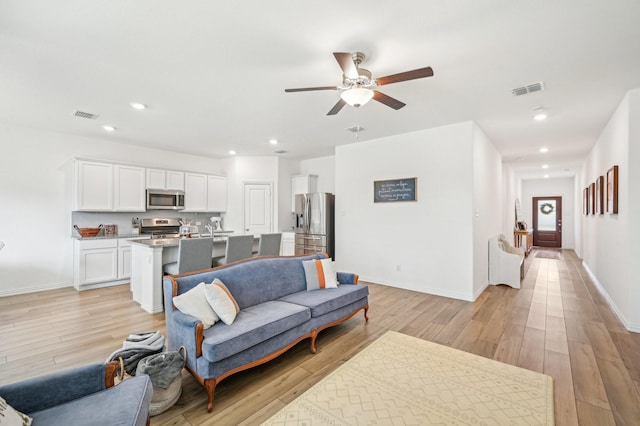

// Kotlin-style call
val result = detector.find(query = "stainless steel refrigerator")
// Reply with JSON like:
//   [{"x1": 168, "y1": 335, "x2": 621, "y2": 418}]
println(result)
[{"x1": 295, "y1": 192, "x2": 335, "y2": 259}]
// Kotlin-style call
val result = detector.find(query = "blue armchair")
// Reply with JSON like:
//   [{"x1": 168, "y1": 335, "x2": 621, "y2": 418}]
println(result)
[{"x1": 0, "y1": 361, "x2": 153, "y2": 426}]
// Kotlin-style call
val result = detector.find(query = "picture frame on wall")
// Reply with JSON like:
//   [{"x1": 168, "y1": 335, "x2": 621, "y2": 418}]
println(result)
[
  {"x1": 583, "y1": 187, "x2": 589, "y2": 215},
  {"x1": 590, "y1": 182, "x2": 595, "y2": 215},
  {"x1": 373, "y1": 177, "x2": 417, "y2": 203},
  {"x1": 607, "y1": 165, "x2": 619, "y2": 214},
  {"x1": 595, "y1": 175, "x2": 604, "y2": 214}
]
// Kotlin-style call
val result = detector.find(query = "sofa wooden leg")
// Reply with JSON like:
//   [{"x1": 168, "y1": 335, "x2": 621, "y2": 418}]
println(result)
[
  {"x1": 364, "y1": 305, "x2": 369, "y2": 322},
  {"x1": 204, "y1": 378, "x2": 217, "y2": 412},
  {"x1": 310, "y1": 330, "x2": 318, "y2": 354}
]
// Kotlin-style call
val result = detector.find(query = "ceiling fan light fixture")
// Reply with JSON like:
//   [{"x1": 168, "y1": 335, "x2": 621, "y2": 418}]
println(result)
[{"x1": 340, "y1": 87, "x2": 374, "y2": 108}]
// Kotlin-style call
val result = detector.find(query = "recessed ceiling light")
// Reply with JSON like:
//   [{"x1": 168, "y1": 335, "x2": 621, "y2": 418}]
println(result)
[
  {"x1": 130, "y1": 102, "x2": 146, "y2": 110},
  {"x1": 269, "y1": 139, "x2": 278, "y2": 145},
  {"x1": 103, "y1": 125, "x2": 116, "y2": 132},
  {"x1": 533, "y1": 106, "x2": 547, "y2": 121},
  {"x1": 539, "y1": 147, "x2": 549, "y2": 153},
  {"x1": 544, "y1": 174, "x2": 550, "y2": 178},
  {"x1": 542, "y1": 164, "x2": 549, "y2": 169},
  {"x1": 229, "y1": 150, "x2": 236, "y2": 155}
]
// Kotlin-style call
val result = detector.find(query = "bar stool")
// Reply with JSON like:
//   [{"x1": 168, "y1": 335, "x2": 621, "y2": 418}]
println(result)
[
  {"x1": 256, "y1": 233, "x2": 282, "y2": 256},
  {"x1": 212, "y1": 235, "x2": 254, "y2": 267},
  {"x1": 164, "y1": 238, "x2": 214, "y2": 275}
]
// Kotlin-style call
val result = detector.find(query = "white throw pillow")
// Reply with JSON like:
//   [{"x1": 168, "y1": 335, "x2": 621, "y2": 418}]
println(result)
[
  {"x1": 204, "y1": 278, "x2": 240, "y2": 325},
  {"x1": 172, "y1": 282, "x2": 220, "y2": 328},
  {"x1": 0, "y1": 396, "x2": 33, "y2": 426},
  {"x1": 302, "y1": 258, "x2": 338, "y2": 291}
]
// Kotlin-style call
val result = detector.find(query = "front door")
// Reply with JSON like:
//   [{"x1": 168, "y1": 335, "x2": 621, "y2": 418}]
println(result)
[
  {"x1": 243, "y1": 182, "x2": 272, "y2": 234},
  {"x1": 532, "y1": 196, "x2": 562, "y2": 248}
]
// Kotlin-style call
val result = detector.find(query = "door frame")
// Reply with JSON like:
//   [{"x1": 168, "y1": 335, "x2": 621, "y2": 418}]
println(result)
[
  {"x1": 242, "y1": 181, "x2": 274, "y2": 233},
  {"x1": 532, "y1": 196, "x2": 562, "y2": 248}
]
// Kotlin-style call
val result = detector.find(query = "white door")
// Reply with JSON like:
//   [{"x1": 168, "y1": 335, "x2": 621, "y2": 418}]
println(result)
[{"x1": 244, "y1": 183, "x2": 272, "y2": 234}]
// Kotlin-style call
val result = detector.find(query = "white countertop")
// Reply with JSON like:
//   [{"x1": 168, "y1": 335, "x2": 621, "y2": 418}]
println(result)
[{"x1": 130, "y1": 234, "x2": 258, "y2": 248}]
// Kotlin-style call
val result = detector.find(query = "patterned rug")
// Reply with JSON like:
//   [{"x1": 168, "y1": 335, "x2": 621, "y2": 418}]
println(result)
[
  {"x1": 536, "y1": 251, "x2": 561, "y2": 260},
  {"x1": 262, "y1": 331, "x2": 554, "y2": 425}
]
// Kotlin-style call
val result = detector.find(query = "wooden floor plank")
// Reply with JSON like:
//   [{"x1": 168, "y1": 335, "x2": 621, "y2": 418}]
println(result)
[{"x1": 1, "y1": 247, "x2": 639, "y2": 425}]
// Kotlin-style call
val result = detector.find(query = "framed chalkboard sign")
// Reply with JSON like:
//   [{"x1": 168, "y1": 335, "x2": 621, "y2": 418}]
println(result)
[{"x1": 374, "y1": 177, "x2": 417, "y2": 203}]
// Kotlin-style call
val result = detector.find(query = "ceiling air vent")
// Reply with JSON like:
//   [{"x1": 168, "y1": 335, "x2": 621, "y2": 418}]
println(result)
[
  {"x1": 72, "y1": 109, "x2": 99, "y2": 120},
  {"x1": 274, "y1": 150, "x2": 287, "y2": 154},
  {"x1": 511, "y1": 81, "x2": 545, "y2": 96}
]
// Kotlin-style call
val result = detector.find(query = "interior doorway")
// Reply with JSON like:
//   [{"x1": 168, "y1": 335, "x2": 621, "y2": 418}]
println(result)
[
  {"x1": 243, "y1": 182, "x2": 273, "y2": 234},
  {"x1": 532, "y1": 196, "x2": 562, "y2": 248}
]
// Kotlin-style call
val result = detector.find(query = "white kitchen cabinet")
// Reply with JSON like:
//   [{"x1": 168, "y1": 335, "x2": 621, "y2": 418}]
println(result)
[
  {"x1": 74, "y1": 160, "x2": 114, "y2": 211},
  {"x1": 114, "y1": 165, "x2": 146, "y2": 211},
  {"x1": 117, "y1": 237, "x2": 149, "y2": 279},
  {"x1": 73, "y1": 239, "x2": 118, "y2": 289},
  {"x1": 146, "y1": 168, "x2": 166, "y2": 189},
  {"x1": 206, "y1": 176, "x2": 227, "y2": 212},
  {"x1": 74, "y1": 160, "x2": 145, "y2": 212},
  {"x1": 184, "y1": 173, "x2": 208, "y2": 211},
  {"x1": 280, "y1": 232, "x2": 295, "y2": 255},
  {"x1": 146, "y1": 168, "x2": 185, "y2": 190},
  {"x1": 291, "y1": 174, "x2": 318, "y2": 211},
  {"x1": 166, "y1": 171, "x2": 185, "y2": 190}
]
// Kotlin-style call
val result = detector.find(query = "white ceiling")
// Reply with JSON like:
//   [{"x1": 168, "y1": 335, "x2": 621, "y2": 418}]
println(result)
[{"x1": 2, "y1": 1, "x2": 640, "y2": 180}]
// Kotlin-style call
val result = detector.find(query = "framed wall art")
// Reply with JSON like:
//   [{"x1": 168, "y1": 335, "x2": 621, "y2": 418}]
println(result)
[
  {"x1": 590, "y1": 182, "x2": 595, "y2": 215},
  {"x1": 595, "y1": 175, "x2": 604, "y2": 214},
  {"x1": 583, "y1": 187, "x2": 589, "y2": 215},
  {"x1": 607, "y1": 165, "x2": 619, "y2": 214},
  {"x1": 374, "y1": 177, "x2": 417, "y2": 203}
]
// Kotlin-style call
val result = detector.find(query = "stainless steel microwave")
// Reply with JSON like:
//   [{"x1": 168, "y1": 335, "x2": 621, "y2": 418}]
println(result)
[{"x1": 146, "y1": 189, "x2": 185, "y2": 210}]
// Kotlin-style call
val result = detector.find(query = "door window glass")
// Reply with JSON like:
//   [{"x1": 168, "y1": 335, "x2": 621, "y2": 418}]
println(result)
[{"x1": 537, "y1": 200, "x2": 556, "y2": 231}]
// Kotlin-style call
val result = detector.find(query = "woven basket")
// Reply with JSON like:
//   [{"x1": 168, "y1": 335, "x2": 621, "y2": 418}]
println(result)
[
  {"x1": 148, "y1": 345, "x2": 186, "y2": 416},
  {"x1": 74, "y1": 225, "x2": 102, "y2": 238},
  {"x1": 149, "y1": 375, "x2": 182, "y2": 416}
]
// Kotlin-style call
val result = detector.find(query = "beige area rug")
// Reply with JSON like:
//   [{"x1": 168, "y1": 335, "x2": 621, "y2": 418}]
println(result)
[{"x1": 262, "y1": 331, "x2": 554, "y2": 425}]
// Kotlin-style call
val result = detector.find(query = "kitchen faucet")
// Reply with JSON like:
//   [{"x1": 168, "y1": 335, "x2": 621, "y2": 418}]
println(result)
[{"x1": 205, "y1": 224, "x2": 213, "y2": 234}]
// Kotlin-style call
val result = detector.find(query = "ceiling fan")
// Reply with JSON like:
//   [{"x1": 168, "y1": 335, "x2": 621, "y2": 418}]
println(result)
[{"x1": 284, "y1": 52, "x2": 434, "y2": 115}]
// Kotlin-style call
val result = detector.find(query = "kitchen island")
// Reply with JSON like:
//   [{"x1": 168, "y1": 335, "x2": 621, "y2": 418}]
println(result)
[{"x1": 130, "y1": 235, "x2": 258, "y2": 313}]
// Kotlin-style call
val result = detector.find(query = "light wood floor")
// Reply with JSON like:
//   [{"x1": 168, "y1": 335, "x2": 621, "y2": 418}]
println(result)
[{"x1": 1, "y1": 248, "x2": 640, "y2": 425}]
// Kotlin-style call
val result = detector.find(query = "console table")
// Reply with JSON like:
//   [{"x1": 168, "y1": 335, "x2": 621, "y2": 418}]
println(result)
[{"x1": 514, "y1": 229, "x2": 533, "y2": 257}]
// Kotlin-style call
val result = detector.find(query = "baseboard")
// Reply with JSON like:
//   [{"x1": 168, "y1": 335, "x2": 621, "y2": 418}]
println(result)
[
  {"x1": 582, "y1": 261, "x2": 640, "y2": 333},
  {"x1": 362, "y1": 276, "x2": 477, "y2": 302},
  {"x1": 0, "y1": 281, "x2": 73, "y2": 297}
]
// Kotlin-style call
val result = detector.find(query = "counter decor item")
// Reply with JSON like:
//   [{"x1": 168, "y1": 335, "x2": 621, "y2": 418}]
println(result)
[
  {"x1": 74, "y1": 224, "x2": 103, "y2": 238},
  {"x1": 104, "y1": 224, "x2": 118, "y2": 237}
]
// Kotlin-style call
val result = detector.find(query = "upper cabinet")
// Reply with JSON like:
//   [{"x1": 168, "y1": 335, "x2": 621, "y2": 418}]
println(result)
[
  {"x1": 114, "y1": 165, "x2": 146, "y2": 211},
  {"x1": 73, "y1": 160, "x2": 145, "y2": 212},
  {"x1": 146, "y1": 168, "x2": 185, "y2": 190},
  {"x1": 291, "y1": 174, "x2": 318, "y2": 211},
  {"x1": 73, "y1": 159, "x2": 224, "y2": 212},
  {"x1": 184, "y1": 173, "x2": 208, "y2": 212},
  {"x1": 207, "y1": 175, "x2": 227, "y2": 212},
  {"x1": 74, "y1": 160, "x2": 114, "y2": 211},
  {"x1": 184, "y1": 173, "x2": 227, "y2": 212}
]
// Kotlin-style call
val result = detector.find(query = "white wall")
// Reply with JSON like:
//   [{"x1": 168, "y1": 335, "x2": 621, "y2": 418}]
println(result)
[
  {"x1": 335, "y1": 122, "x2": 479, "y2": 301},
  {"x1": 502, "y1": 164, "x2": 518, "y2": 238},
  {"x1": 0, "y1": 123, "x2": 225, "y2": 295},
  {"x1": 277, "y1": 158, "x2": 299, "y2": 232},
  {"x1": 223, "y1": 156, "x2": 280, "y2": 233},
  {"x1": 521, "y1": 177, "x2": 576, "y2": 249},
  {"x1": 581, "y1": 89, "x2": 636, "y2": 330},
  {"x1": 299, "y1": 156, "x2": 335, "y2": 194},
  {"x1": 472, "y1": 124, "x2": 502, "y2": 297}
]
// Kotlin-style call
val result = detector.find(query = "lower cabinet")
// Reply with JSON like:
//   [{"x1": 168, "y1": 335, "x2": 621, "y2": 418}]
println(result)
[
  {"x1": 73, "y1": 237, "x2": 148, "y2": 289},
  {"x1": 280, "y1": 232, "x2": 295, "y2": 256}
]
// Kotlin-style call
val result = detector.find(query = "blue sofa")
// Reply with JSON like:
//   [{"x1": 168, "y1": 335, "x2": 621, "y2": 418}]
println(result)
[
  {"x1": 163, "y1": 253, "x2": 369, "y2": 412},
  {"x1": 0, "y1": 361, "x2": 153, "y2": 426}
]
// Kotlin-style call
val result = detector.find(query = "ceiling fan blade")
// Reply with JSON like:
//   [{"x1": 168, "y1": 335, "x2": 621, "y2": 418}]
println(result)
[
  {"x1": 285, "y1": 86, "x2": 339, "y2": 93},
  {"x1": 373, "y1": 91, "x2": 406, "y2": 110},
  {"x1": 333, "y1": 52, "x2": 359, "y2": 79},
  {"x1": 327, "y1": 98, "x2": 347, "y2": 115},
  {"x1": 375, "y1": 67, "x2": 434, "y2": 86}
]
